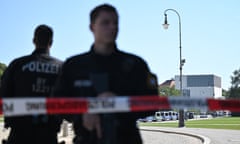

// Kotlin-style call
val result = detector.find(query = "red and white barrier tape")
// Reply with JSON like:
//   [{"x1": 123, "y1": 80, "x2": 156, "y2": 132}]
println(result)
[{"x1": 0, "y1": 96, "x2": 240, "y2": 116}]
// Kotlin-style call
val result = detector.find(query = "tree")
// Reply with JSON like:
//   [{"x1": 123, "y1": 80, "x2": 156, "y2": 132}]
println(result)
[
  {"x1": 159, "y1": 86, "x2": 181, "y2": 96},
  {"x1": 0, "y1": 62, "x2": 7, "y2": 79},
  {"x1": 229, "y1": 68, "x2": 240, "y2": 99},
  {"x1": 222, "y1": 89, "x2": 229, "y2": 98}
]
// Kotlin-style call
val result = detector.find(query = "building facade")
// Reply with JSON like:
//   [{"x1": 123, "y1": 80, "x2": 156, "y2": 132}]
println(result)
[
  {"x1": 159, "y1": 79, "x2": 175, "y2": 88},
  {"x1": 175, "y1": 74, "x2": 222, "y2": 98}
]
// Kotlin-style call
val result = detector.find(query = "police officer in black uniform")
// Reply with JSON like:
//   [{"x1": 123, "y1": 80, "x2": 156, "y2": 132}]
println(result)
[
  {"x1": 53, "y1": 4, "x2": 158, "y2": 144},
  {"x1": 0, "y1": 25, "x2": 62, "y2": 144}
]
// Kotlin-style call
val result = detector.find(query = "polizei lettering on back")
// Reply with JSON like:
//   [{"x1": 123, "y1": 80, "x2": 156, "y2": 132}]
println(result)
[{"x1": 22, "y1": 61, "x2": 60, "y2": 74}]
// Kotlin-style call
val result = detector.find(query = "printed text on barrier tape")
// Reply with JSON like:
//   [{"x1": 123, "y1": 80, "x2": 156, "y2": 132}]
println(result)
[
  {"x1": 130, "y1": 96, "x2": 170, "y2": 111},
  {"x1": 47, "y1": 98, "x2": 88, "y2": 114},
  {"x1": 1, "y1": 96, "x2": 240, "y2": 116},
  {"x1": 2, "y1": 98, "x2": 46, "y2": 116},
  {"x1": 207, "y1": 99, "x2": 240, "y2": 112},
  {"x1": 88, "y1": 97, "x2": 130, "y2": 113},
  {"x1": 168, "y1": 97, "x2": 208, "y2": 111}
]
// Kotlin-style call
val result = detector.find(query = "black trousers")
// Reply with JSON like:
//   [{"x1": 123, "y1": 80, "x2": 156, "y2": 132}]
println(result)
[
  {"x1": 73, "y1": 125, "x2": 142, "y2": 144},
  {"x1": 6, "y1": 126, "x2": 58, "y2": 144}
]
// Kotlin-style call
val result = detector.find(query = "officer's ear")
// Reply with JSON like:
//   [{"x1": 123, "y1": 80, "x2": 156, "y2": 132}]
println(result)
[
  {"x1": 46, "y1": 39, "x2": 53, "y2": 49},
  {"x1": 33, "y1": 38, "x2": 36, "y2": 45},
  {"x1": 49, "y1": 39, "x2": 53, "y2": 46}
]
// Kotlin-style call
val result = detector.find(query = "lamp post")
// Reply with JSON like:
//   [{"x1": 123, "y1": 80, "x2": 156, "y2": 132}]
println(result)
[{"x1": 163, "y1": 9, "x2": 186, "y2": 127}]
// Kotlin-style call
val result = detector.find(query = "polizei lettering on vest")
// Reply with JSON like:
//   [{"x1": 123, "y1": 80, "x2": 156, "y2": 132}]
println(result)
[{"x1": 22, "y1": 61, "x2": 60, "y2": 74}]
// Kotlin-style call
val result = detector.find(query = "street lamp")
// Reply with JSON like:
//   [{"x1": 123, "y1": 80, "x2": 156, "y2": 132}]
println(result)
[
  {"x1": 163, "y1": 9, "x2": 185, "y2": 95},
  {"x1": 163, "y1": 9, "x2": 186, "y2": 127}
]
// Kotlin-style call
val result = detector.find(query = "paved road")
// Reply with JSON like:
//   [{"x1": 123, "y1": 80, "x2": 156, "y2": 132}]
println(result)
[
  {"x1": 176, "y1": 128, "x2": 240, "y2": 144},
  {"x1": 141, "y1": 126, "x2": 240, "y2": 144},
  {"x1": 140, "y1": 129, "x2": 202, "y2": 144}
]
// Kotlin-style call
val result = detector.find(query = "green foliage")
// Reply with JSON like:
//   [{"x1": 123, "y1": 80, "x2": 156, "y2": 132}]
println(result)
[
  {"x1": 229, "y1": 68, "x2": 240, "y2": 99},
  {"x1": 229, "y1": 87, "x2": 240, "y2": 99},
  {"x1": 0, "y1": 62, "x2": 7, "y2": 79},
  {"x1": 159, "y1": 86, "x2": 181, "y2": 96},
  {"x1": 0, "y1": 115, "x2": 3, "y2": 122},
  {"x1": 222, "y1": 89, "x2": 230, "y2": 98},
  {"x1": 231, "y1": 69, "x2": 240, "y2": 87}
]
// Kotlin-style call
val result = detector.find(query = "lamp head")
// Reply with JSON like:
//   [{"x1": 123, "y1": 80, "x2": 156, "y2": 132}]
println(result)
[{"x1": 162, "y1": 14, "x2": 169, "y2": 29}]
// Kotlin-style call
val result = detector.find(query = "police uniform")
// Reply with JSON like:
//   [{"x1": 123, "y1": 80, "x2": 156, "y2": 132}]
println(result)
[
  {"x1": 53, "y1": 45, "x2": 158, "y2": 144},
  {"x1": 0, "y1": 48, "x2": 62, "y2": 144}
]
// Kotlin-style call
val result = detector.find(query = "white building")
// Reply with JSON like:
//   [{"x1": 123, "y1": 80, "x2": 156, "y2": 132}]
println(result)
[{"x1": 175, "y1": 74, "x2": 222, "y2": 98}]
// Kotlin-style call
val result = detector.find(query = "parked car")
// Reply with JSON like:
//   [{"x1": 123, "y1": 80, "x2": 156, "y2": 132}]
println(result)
[
  {"x1": 186, "y1": 112, "x2": 195, "y2": 119},
  {"x1": 146, "y1": 116, "x2": 157, "y2": 122},
  {"x1": 199, "y1": 112, "x2": 208, "y2": 118},
  {"x1": 155, "y1": 111, "x2": 171, "y2": 121},
  {"x1": 138, "y1": 116, "x2": 157, "y2": 122},
  {"x1": 215, "y1": 110, "x2": 224, "y2": 117},
  {"x1": 223, "y1": 110, "x2": 231, "y2": 117},
  {"x1": 169, "y1": 111, "x2": 178, "y2": 120},
  {"x1": 155, "y1": 111, "x2": 163, "y2": 121}
]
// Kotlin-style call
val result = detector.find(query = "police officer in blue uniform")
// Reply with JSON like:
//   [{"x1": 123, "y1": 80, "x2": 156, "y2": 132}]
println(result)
[
  {"x1": 0, "y1": 25, "x2": 62, "y2": 144},
  {"x1": 53, "y1": 4, "x2": 158, "y2": 144}
]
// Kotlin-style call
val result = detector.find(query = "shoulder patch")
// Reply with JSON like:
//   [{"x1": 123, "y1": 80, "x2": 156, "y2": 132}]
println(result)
[{"x1": 147, "y1": 73, "x2": 158, "y2": 89}]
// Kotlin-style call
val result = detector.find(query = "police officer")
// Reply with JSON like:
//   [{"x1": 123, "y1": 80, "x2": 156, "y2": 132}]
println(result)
[
  {"x1": 0, "y1": 25, "x2": 62, "y2": 144},
  {"x1": 53, "y1": 4, "x2": 158, "y2": 144}
]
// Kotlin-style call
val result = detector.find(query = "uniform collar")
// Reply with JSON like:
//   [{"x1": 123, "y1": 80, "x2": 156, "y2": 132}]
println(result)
[
  {"x1": 89, "y1": 44, "x2": 120, "y2": 57},
  {"x1": 32, "y1": 48, "x2": 50, "y2": 56}
]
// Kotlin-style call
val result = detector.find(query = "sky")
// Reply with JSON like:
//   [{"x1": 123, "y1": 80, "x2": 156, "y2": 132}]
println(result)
[{"x1": 1, "y1": 1, "x2": 240, "y2": 90}]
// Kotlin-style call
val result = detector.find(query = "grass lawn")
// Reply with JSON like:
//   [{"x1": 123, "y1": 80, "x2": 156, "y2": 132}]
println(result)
[
  {"x1": 0, "y1": 115, "x2": 3, "y2": 122},
  {"x1": 139, "y1": 117, "x2": 240, "y2": 130}
]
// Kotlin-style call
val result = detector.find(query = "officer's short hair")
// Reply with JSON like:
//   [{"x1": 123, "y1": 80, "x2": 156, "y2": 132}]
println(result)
[
  {"x1": 33, "y1": 24, "x2": 53, "y2": 46},
  {"x1": 90, "y1": 4, "x2": 118, "y2": 24}
]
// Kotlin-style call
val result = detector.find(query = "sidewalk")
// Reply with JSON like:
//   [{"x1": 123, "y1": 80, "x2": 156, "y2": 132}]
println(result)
[{"x1": 140, "y1": 126, "x2": 209, "y2": 144}]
